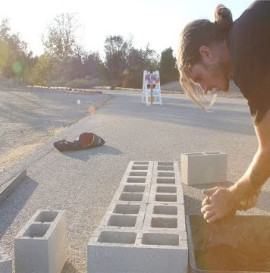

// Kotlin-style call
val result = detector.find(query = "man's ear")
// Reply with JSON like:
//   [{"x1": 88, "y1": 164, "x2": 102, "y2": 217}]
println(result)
[{"x1": 199, "y1": 45, "x2": 213, "y2": 62}]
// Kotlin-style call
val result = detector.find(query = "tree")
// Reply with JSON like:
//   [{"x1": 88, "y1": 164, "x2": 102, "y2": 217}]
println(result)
[
  {"x1": 29, "y1": 53, "x2": 54, "y2": 86},
  {"x1": 104, "y1": 35, "x2": 129, "y2": 88},
  {"x1": 42, "y1": 13, "x2": 79, "y2": 61},
  {"x1": 123, "y1": 45, "x2": 159, "y2": 88},
  {"x1": 42, "y1": 13, "x2": 81, "y2": 84},
  {"x1": 159, "y1": 47, "x2": 178, "y2": 83},
  {"x1": 0, "y1": 18, "x2": 33, "y2": 81},
  {"x1": 104, "y1": 36, "x2": 160, "y2": 89},
  {"x1": 83, "y1": 52, "x2": 106, "y2": 80}
]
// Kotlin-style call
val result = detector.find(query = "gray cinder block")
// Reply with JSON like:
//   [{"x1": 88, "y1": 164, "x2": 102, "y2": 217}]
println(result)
[
  {"x1": 144, "y1": 204, "x2": 186, "y2": 231},
  {"x1": 149, "y1": 184, "x2": 184, "y2": 204},
  {"x1": 88, "y1": 161, "x2": 188, "y2": 273},
  {"x1": 0, "y1": 247, "x2": 12, "y2": 273},
  {"x1": 151, "y1": 161, "x2": 181, "y2": 186},
  {"x1": 88, "y1": 230, "x2": 187, "y2": 273},
  {"x1": 181, "y1": 152, "x2": 227, "y2": 185},
  {"x1": 14, "y1": 210, "x2": 67, "y2": 273}
]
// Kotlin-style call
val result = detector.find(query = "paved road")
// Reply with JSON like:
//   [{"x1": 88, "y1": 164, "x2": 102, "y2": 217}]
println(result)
[{"x1": 1, "y1": 90, "x2": 270, "y2": 273}]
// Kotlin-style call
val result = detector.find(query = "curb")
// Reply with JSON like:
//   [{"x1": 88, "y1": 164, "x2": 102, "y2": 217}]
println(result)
[
  {"x1": 0, "y1": 170, "x2": 27, "y2": 205},
  {"x1": 0, "y1": 93, "x2": 113, "y2": 205}
]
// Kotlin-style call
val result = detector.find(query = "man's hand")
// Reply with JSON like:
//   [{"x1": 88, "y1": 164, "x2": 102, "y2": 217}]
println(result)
[
  {"x1": 201, "y1": 186, "x2": 236, "y2": 223},
  {"x1": 201, "y1": 185, "x2": 261, "y2": 223}
]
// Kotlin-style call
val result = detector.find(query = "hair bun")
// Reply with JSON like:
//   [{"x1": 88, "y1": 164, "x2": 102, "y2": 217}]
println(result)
[{"x1": 214, "y1": 4, "x2": 233, "y2": 37}]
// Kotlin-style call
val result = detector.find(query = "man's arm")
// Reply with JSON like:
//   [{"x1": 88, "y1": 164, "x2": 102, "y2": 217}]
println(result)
[
  {"x1": 230, "y1": 108, "x2": 270, "y2": 203},
  {"x1": 202, "y1": 108, "x2": 270, "y2": 223}
]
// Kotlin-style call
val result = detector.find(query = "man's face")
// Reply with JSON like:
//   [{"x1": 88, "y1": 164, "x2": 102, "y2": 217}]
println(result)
[{"x1": 188, "y1": 61, "x2": 230, "y2": 94}]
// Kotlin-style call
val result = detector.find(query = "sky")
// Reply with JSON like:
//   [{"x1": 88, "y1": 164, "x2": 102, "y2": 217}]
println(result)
[{"x1": 1, "y1": 0, "x2": 254, "y2": 58}]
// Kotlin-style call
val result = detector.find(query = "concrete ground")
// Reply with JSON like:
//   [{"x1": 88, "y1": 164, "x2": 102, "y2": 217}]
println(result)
[{"x1": 1, "y1": 87, "x2": 270, "y2": 273}]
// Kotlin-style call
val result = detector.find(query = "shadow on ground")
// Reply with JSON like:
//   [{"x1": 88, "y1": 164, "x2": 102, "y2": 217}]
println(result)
[
  {"x1": 0, "y1": 177, "x2": 38, "y2": 239},
  {"x1": 60, "y1": 145, "x2": 123, "y2": 161}
]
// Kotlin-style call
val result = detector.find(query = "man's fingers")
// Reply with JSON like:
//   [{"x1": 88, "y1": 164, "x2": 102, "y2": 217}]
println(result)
[
  {"x1": 202, "y1": 187, "x2": 218, "y2": 197},
  {"x1": 203, "y1": 209, "x2": 217, "y2": 222},
  {"x1": 205, "y1": 211, "x2": 222, "y2": 223},
  {"x1": 202, "y1": 196, "x2": 211, "y2": 206},
  {"x1": 201, "y1": 204, "x2": 213, "y2": 214}
]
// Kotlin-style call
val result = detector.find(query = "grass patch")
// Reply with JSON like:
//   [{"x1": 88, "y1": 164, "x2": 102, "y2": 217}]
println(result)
[{"x1": 49, "y1": 126, "x2": 65, "y2": 137}]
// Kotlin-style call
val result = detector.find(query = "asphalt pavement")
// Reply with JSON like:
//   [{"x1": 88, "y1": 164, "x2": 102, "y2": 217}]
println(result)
[{"x1": 1, "y1": 90, "x2": 270, "y2": 273}]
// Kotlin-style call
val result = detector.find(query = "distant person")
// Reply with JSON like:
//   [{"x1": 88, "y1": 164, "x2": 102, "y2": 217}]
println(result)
[{"x1": 177, "y1": 0, "x2": 270, "y2": 223}]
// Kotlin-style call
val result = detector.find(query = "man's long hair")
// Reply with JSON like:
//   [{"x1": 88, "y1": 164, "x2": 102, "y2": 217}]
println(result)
[{"x1": 177, "y1": 4, "x2": 233, "y2": 109}]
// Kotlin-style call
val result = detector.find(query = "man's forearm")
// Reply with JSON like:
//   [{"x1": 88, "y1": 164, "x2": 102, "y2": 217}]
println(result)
[{"x1": 230, "y1": 148, "x2": 270, "y2": 202}]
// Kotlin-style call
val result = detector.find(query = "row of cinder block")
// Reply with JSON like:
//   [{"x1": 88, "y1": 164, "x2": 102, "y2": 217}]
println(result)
[{"x1": 88, "y1": 161, "x2": 188, "y2": 273}]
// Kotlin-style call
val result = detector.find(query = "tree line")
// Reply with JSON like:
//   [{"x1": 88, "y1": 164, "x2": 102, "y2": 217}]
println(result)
[{"x1": 0, "y1": 14, "x2": 179, "y2": 89}]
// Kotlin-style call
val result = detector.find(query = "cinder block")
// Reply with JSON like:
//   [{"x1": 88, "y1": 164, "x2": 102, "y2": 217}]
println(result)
[
  {"x1": 108, "y1": 202, "x2": 142, "y2": 215},
  {"x1": 88, "y1": 161, "x2": 187, "y2": 273},
  {"x1": 112, "y1": 190, "x2": 150, "y2": 205},
  {"x1": 124, "y1": 161, "x2": 154, "y2": 171},
  {"x1": 88, "y1": 230, "x2": 187, "y2": 273},
  {"x1": 117, "y1": 183, "x2": 151, "y2": 195},
  {"x1": 151, "y1": 161, "x2": 181, "y2": 186},
  {"x1": 148, "y1": 192, "x2": 182, "y2": 204},
  {"x1": 120, "y1": 174, "x2": 152, "y2": 185},
  {"x1": 144, "y1": 204, "x2": 186, "y2": 231},
  {"x1": 149, "y1": 184, "x2": 184, "y2": 204},
  {"x1": 123, "y1": 161, "x2": 154, "y2": 177},
  {"x1": 153, "y1": 161, "x2": 179, "y2": 172},
  {"x1": 14, "y1": 210, "x2": 67, "y2": 273},
  {"x1": 100, "y1": 213, "x2": 145, "y2": 231},
  {"x1": 0, "y1": 246, "x2": 12, "y2": 273},
  {"x1": 181, "y1": 152, "x2": 227, "y2": 185}
]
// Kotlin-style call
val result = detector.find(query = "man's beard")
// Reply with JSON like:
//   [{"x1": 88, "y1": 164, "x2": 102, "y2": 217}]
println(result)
[{"x1": 211, "y1": 61, "x2": 231, "y2": 92}]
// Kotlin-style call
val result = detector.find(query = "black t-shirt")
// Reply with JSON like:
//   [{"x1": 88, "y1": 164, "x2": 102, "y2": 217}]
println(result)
[{"x1": 230, "y1": 0, "x2": 270, "y2": 125}]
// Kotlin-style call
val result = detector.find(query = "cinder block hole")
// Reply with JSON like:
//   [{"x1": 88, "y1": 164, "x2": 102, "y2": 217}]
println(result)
[
  {"x1": 158, "y1": 162, "x2": 174, "y2": 166},
  {"x1": 151, "y1": 217, "x2": 177, "y2": 228},
  {"x1": 34, "y1": 211, "x2": 58, "y2": 223},
  {"x1": 157, "y1": 178, "x2": 175, "y2": 184},
  {"x1": 157, "y1": 166, "x2": 174, "y2": 171},
  {"x1": 205, "y1": 152, "x2": 220, "y2": 155},
  {"x1": 155, "y1": 194, "x2": 177, "y2": 202},
  {"x1": 127, "y1": 177, "x2": 146, "y2": 183},
  {"x1": 153, "y1": 205, "x2": 177, "y2": 215},
  {"x1": 107, "y1": 215, "x2": 137, "y2": 227},
  {"x1": 142, "y1": 233, "x2": 179, "y2": 246},
  {"x1": 134, "y1": 161, "x2": 149, "y2": 165},
  {"x1": 23, "y1": 223, "x2": 50, "y2": 238},
  {"x1": 132, "y1": 166, "x2": 148, "y2": 170},
  {"x1": 123, "y1": 185, "x2": 145, "y2": 193},
  {"x1": 131, "y1": 166, "x2": 148, "y2": 171},
  {"x1": 120, "y1": 193, "x2": 143, "y2": 201},
  {"x1": 129, "y1": 172, "x2": 147, "y2": 177},
  {"x1": 113, "y1": 204, "x2": 140, "y2": 214},
  {"x1": 158, "y1": 172, "x2": 175, "y2": 177},
  {"x1": 98, "y1": 231, "x2": 136, "y2": 244},
  {"x1": 157, "y1": 186, "x2": 176, "y2": 193}
]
